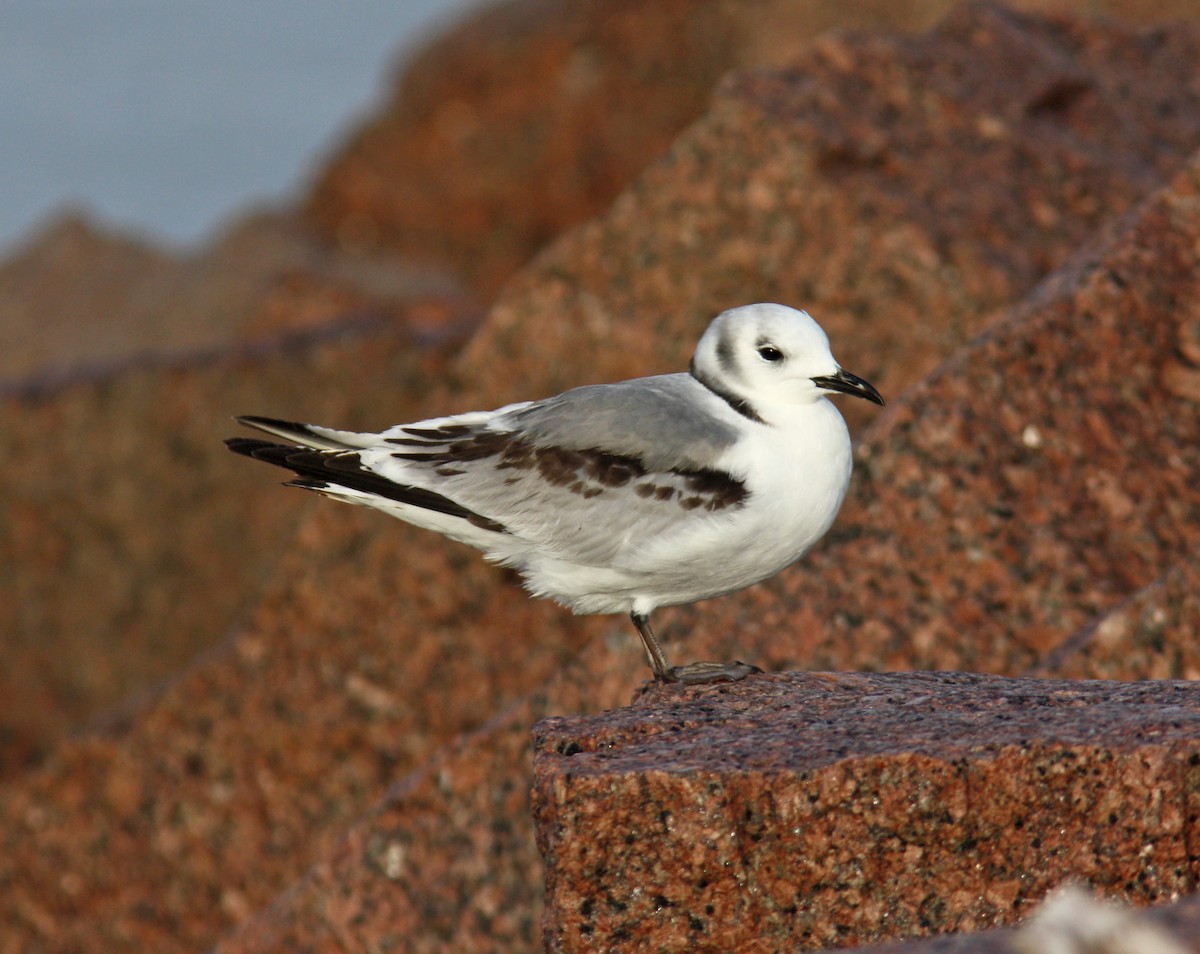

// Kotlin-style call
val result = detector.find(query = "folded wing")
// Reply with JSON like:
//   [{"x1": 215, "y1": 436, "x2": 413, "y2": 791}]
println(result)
[{"x1": 229, "y1": 375, "x2": 749, "y2": 567}]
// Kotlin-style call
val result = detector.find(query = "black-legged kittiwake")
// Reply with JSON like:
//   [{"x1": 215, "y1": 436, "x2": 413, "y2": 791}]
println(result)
[{"x1": 226, "y1": 302, "x2": 884, "y2": 684}]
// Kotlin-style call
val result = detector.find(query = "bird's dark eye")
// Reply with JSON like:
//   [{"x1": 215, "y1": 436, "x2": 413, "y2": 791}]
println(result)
[{"x1": 757, "y1": 345, "x2": 783, "y2": 363}]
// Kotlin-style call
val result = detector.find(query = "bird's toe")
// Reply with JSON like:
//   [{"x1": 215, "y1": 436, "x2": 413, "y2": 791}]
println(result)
[{"x1": 663, "y1": 660, "x2": 763, "y2": 685}]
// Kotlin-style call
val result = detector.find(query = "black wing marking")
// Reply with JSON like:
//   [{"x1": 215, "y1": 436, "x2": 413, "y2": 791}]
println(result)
[
  {"x1": 225, "y1": 437, "x2": 508, "y2": 533},
  {"x1": 233, "y1": 415, "x2": 364, "y2": 450}
]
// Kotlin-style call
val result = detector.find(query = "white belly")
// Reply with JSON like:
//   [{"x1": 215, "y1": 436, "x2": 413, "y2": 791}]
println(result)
[{"x1": 520, "y1": 397, "x2": 854, "y2": 615}]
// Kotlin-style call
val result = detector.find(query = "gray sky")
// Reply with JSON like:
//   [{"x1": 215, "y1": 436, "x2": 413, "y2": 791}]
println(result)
[{"x1": 0, "y1": 0, "x2": 489, "y2": 253}]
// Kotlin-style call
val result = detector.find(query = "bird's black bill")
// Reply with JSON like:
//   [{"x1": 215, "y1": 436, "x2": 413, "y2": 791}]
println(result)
[{"x1": 811, "y1": 369, "x2": 885, "y2": 405}]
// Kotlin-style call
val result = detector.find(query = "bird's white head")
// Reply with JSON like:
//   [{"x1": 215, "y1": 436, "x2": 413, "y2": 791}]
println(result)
[{"x1": 690, "y1": 303, "x2": 884, "y2": 415}]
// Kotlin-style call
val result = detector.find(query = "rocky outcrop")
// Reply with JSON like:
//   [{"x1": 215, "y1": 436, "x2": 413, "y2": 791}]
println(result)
[
  {"x1": 4, "y1": 2, "x2": 1200, "y2": 953},
  {"x1": 221, "y1": 10, "x2": 1200, "y2": 951},
  {"x1": 533, "y1": 673, "x2": 1200, "y2": 951},
  {"x1": 302, "y1": 0, "x2": 1200, "y2": 297},
  {"x1": 468, "y1": 1, "x2": 1200, "y2": 418},
  {"x1": 0, "y1": 216, "x2": 477, "y2": 774}
]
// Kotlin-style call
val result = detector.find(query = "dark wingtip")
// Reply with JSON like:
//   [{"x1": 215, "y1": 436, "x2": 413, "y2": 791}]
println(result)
[
  {"x1": 225, "y1": 436, "x2": 275, "y2": 458},
  {"x1": 225, "y1": 433, "x2": 509, "y2": 534},
  {"x1": 224, "y1": 437, "x2": 301, "y2": 468}
]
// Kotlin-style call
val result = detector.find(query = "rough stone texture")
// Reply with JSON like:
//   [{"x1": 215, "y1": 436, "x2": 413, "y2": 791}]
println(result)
[
  {"x1": 1038, "y1": 547, "x2": 1200, "y2": 682},
  {"x1": 533, "y1": 672, "x2": 1200, "y2": 952},
  {"x1": 302, "y1": 0, "x2": 944, "y2": 296},
  {"x1": 0, "y1": 296, "x2": 489, "y2": 776},
  {"x1": 467, "y1": 1, "x2": 1200, "y2": 428},
  {"x1": 0, "y1": 498, "x2": 598, "y2": 951},
  {"x1": 305, "y1": 0, "x2": 1200, "y2": 296},
  {"x1": 216, "y1": 145, "x2": 1200, "y2": 951},
  {"x1": 0, "y1": 204, "x2": 478, "y2": 772},
  {"x1": 212, "y1": 697, "x2": 556, "y2": 954},
  {"x1": 613, "y1": 140, "x2": 1200, "y2": 688},
  {"x1": 6, "y1": 3, "x2": 1200, "y2": 953}
]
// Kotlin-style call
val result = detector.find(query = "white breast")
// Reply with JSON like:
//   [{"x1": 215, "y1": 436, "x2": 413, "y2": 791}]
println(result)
[
  {"x1": 670, "y1": 398, "x2": 850, "y2": 582},
  {"x1": 569, "y1": 396, "x2": 855, "y2": 613}
]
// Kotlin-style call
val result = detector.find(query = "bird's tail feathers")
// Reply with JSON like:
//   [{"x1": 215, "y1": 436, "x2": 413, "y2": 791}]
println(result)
[
  {"x1": 224, "y1": 436, "x2": 508, "y2": 534},
  {"x1": 233, "y1": 415, "x2": 376, "y2": 451}
]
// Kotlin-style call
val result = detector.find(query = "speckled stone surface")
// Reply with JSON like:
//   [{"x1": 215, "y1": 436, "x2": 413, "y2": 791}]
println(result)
[
  {"x1": 302, "y1": 0, "x2": 945, "y2": 297},
  {"x1": 465, "y1": 1, "x2": 1200, "y2": 424},
  {"x1": 1040, "y1": 547, "x2": 1200, "y2": 682},
  {"x1": 533, "y1": 672, "x2": 1200, "y2": 951},
  {"x1": 0, "y1": 503, "x2": 602, "y2": 952},
  {"x1": 0, "y1": 200, "x2": 478, "y2": 774},
  {"x1": 5, "y1": 4, "x2": 1200, "y2": 954},
  {"x1": 631, "y1": 150, "x2": 1200, "y2": 687},
  {"x1": 305, "y1": 0, "x2": 1200, "y2": 297},
  {"x1": 0, "y1": 300, "x2": 486, "y2": 776}
]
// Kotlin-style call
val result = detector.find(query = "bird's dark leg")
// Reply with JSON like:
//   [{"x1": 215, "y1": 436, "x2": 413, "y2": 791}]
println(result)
[
  {"x1": 631, "y1": 611, "x2": 670, "y2": 680},
  {"x1": 629, "y1": 612, "x2": 763, "y2": 685}
]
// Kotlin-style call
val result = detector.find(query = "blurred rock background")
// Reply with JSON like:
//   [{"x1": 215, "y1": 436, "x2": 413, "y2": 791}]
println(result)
[{"x1": 2, "y1": 1, "x2": 1200, "y2": 951}]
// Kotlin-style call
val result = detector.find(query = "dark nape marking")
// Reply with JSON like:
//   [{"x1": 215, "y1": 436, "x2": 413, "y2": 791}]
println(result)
[
  {"x1": 226, "y1": 438, "x2": 508, "y2": 534},
  {"x1": 688, "y1": 360, "x2": 765, "y2": 424}
]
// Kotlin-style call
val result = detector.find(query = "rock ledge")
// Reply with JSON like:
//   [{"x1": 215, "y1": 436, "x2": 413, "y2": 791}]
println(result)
[{"x1": 533, "y1": 671, "x2": 1200, "y2": 951}]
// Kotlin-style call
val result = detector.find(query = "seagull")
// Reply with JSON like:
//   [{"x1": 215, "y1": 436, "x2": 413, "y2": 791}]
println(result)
[{"x1": 226, "y1": 303, "x2": 883, "y2": 684}]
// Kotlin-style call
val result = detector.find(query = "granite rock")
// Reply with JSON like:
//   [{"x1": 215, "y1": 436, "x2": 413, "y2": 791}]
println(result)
[
  {"x1": 6, "y1": 3, "x2": 1200, "y2": 953},
  {"x1": 215, "y1": 143, "x2": 1200, "y2": 952},
  {"x1": 302, "y1": 0, "x2": 946, "y2": 296},
  {"x1": 220, "y1": 129, "x2": 1200, "y2": 954},
  {"x1": 0, "y1": 191, "x2": 477, "y2": 771},
  {"x1": 305, "y1": 0, "x2": 1200, "y2": 297},
  {"x1": 467, "y1": 1, "x2": 1200, "y2": 423},
  {"x1": 1039, "y1": 547, "x2": 1200, "y2": 682},
  {"x1": 533, "y1": 672, "x2": 1200, "y2": 951}
]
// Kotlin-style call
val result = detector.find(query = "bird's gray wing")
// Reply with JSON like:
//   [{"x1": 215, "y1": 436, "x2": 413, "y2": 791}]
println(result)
[
  {"x1": 507, "y1": 373, "x2": 741, "y2": 471},
  {"x1": 366, "y1": 374, "x2": 749, "y2": 565}
]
